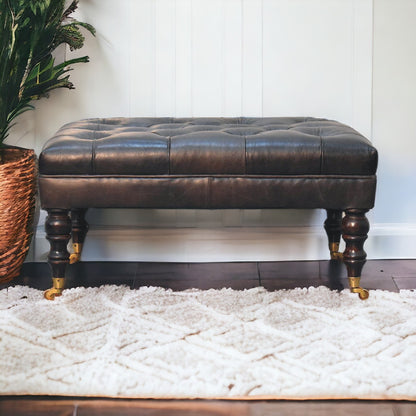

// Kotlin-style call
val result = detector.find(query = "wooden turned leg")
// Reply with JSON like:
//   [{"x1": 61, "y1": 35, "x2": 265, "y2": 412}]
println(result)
[
  {"x1": 342, "y1": 209, "x2": 370, "y2": 300},
  {"x1": 324, "y1": 209, "x2": 343, "y2": 260},
  {"x1": 69, "y1": 209, "x2": 89, "y2": 264},
  {"x1": 44, "y1": 209, "x2": 71, "y2": 300}
]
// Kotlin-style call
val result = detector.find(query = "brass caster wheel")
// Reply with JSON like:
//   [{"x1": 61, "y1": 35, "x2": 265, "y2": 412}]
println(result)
[
  {"x1": 348, "y1": 277, "x2": 369, "y2": 300},
  {"x1": 69, "y1": 253, "x2": 81, "y2": 264},
  {"x1": 358, "y1": 288, "x2": 369, "y2": 300},
  {"x1": 329, "y1": 242, "x2": 343, "y2": 261},
  {"x1": 330, "y1": 251, "x2": 344, "y2": 261},
  {"x1": 44, "y1": 278, "x2": 65, "y2": 301},
  {"x1": 44, "y1": 288, "x2": 62, "y2": 300},
  {"x1": 69, "y1": 243, "x2": 83, "y2": 264}
]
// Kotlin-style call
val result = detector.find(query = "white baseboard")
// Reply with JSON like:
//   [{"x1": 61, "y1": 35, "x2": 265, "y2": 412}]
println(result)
[{"x1": 30, "y1": 223, "x2": 416, "y2": 262}]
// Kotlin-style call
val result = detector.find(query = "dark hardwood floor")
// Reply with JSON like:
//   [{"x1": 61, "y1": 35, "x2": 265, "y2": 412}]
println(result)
[{"x1": 1, "y1": 259, "x2": 416, "y2": 415}]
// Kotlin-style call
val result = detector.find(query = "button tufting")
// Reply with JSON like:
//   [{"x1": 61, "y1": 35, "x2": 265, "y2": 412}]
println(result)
[{"x1": 39, "y1": 117, "x2": 378, "y2": 176}]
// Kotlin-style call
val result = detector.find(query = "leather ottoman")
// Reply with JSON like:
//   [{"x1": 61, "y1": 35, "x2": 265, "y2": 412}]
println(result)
[{"x1": 39, "y1": 117, "x2": 378, "y2": 299}]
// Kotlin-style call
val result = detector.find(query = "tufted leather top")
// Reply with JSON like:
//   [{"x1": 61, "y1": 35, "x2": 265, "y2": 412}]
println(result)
[{"x1": 39, "y1": 117, "x2": 378, "y2": 177}]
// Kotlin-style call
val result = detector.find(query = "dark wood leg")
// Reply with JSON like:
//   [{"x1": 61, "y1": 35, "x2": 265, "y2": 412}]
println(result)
[
  {"x1": 324, "y1": 209, "x2": 343, "y2": 260},
  {"x1": 69, "y1": 209, "x2": 89, "y2": 264},
  {"x1": 342, "y1": 209, "x2": 370, "y2": 300},
  {"x1": 44, "y1": 209, "x2": 71, "y2": 300}
]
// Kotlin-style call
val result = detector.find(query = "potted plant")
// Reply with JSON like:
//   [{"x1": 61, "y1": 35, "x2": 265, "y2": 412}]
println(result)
[{"x1": 0, "y1": 0, "x2": 95, "y2": 282}]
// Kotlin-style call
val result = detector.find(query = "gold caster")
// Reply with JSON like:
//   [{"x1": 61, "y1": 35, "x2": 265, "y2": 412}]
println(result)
[
  {"x1": 69, "y1": 243, "x2": 83, "y2": 264},
  {"x1": 329, "y1": 242, "x2": 343, "y2": 261},
  {"x1": 348, "y1": 277, "x2": 369, "y2": 300},
  {"x1": 44, "y1": 278, "x2": 65, "y2": 300}
]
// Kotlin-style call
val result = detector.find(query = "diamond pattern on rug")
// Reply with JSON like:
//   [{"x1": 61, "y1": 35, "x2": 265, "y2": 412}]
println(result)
[{"x1": 0, "y1": 285, "x2": 415, "y2": 399}]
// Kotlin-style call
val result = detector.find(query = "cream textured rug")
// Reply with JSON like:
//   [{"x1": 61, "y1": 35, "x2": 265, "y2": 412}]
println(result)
[{"x1": 0, "y1": 285, "x2": 415, "y2": 400}]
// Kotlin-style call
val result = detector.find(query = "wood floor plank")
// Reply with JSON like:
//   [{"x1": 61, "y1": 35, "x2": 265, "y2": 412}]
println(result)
[
  {"x1": 0, "y1": 399, "x2": 75, "y2": 416},
  {"x1": 393, "y1": 277, "x2": 416, "y2": 290},
  {"x1": 75, "y1": 400, "x2": 249, "y2": 416},
  {"x1": 393, "y1": 401, "x2": 416, "y2": 416},
  {"x1": 67, "y1": 262, "x2": 138, "y2": 287},
  {"x1": 133, "y1": 262, "x2": 260, "y2": 290},
  {"x1": 258, "y1": 261, "x2": 320, "y2": 280},
  {"x1": 258, "y1": 261, "x2": 324, "y2": 290},
  {"x1": 248, "y1": 400, "x2": 397, "y2": 416}
]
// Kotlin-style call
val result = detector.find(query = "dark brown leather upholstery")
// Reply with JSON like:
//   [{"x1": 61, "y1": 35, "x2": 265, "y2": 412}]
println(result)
[{"x1": 39, "y1": 117, "x2": 378, "y2": 210}]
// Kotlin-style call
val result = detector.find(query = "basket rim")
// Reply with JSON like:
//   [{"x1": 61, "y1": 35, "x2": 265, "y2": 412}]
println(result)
[{"x1": 0, "y1": 146, "x2": 36, "y2": 170}]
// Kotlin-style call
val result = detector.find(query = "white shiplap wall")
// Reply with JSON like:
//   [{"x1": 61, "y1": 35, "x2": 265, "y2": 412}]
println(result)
[
  {"x1": 9, "y1": 0, "x2": 416, "y2": 262},
  {"x1": 53, "y1": 0, "x2": 372, "y2": 125}
]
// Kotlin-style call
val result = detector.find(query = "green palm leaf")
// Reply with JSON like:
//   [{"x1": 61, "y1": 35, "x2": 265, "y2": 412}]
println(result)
[{"x1": 0, "y1": 0, "x2": 95, "y2": 151}]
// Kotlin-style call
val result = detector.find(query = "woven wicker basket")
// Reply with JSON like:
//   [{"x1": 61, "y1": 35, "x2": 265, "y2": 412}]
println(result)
[{"x1": 0, "y1": 146, "x2": 37, "y2": 283}]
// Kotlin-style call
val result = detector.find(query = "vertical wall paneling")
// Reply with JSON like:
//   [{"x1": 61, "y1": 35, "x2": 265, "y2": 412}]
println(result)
[
  {"x1": 75, "y1": 0, "x2": 132, "y2": 118},
  {"x1": 155, "y1": 0, "x2": 176, "y2": 116},
  {"x1": 223, "y1": 0, "x2": 243, "y2": 116},
  {"x1": 262, "y1": 0, "x2": 356, "y2": 123},
  {"x1": 352, "y1": 0, "x2": 373, "y2": 138},
  {"x1": 372, "y1": 0, "x2": 416, "y2": 225},
  {"x1": 192, "y1": 0, "x2": 225, "y2": 115},
  {"x1": 130, "y1": 0, "x2": 156, "y2": 116},
  {"x1": 175, "y1": 0, "x2": 193, "y2": 116},
  {"x1": 242, "y1": 0, "x2": 263, "y2": 116}
]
